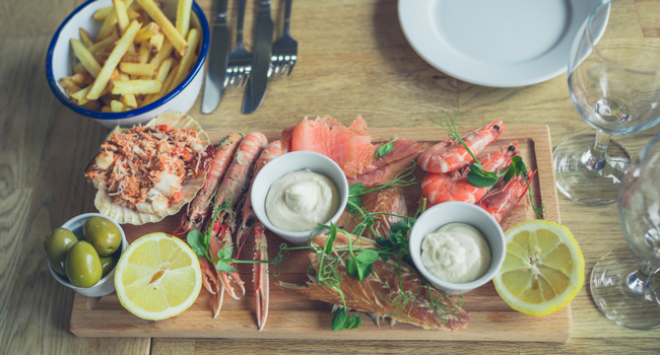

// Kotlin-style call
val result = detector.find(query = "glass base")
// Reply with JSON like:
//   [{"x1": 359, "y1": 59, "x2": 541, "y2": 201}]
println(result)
[
  {"x1": 553, "y1": 133, "x2": 630, "y2": 206},
  {"x1": 590, "y1": 249, "x2": 660, "y2": 330}
]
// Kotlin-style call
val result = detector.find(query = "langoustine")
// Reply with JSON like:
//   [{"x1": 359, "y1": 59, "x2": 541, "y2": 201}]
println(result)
[
  {"x1": 421, "y1": 142, "x2": 519, "y2": 207},
  {"x1": 205, "y1": 132, "x2": 268, "y2": 317},
  {"x1": 177, "y1": 133, "x2": 243, "y2": 234},
  {"x1": 234, "y1": 140, "x2": 283, "y2": 330},
  {"x1": 276, "y1": 233, "x2": 469, "y2": 331}
]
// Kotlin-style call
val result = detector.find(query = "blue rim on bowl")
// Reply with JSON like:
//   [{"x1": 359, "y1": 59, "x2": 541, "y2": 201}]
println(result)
[{"x1": 45, "y1": 0, "x2": 209, "y2": 120}]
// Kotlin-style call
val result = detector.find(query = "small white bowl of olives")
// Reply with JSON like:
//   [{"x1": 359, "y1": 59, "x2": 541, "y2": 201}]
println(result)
[{"x1": 45, "y1": 213, "x2": 127, "y2": 297}]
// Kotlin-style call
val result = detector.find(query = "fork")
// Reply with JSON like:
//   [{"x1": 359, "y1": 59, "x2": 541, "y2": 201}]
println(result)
[
  {"x1": 269, "y1": 0, "x2": 297, "y2": 77},
  {"x1": 224, "y1": 0, "x2": 251, "y2": 88}
]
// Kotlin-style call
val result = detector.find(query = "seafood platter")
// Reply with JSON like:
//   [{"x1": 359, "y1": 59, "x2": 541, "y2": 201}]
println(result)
[{"x1": 59, "y1": 110, "x2": 584, "y2": 343}]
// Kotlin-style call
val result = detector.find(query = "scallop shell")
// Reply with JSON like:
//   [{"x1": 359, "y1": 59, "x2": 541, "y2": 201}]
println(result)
[{"x1": 93, "y1": 112, "x2": 211, "y2": 225}]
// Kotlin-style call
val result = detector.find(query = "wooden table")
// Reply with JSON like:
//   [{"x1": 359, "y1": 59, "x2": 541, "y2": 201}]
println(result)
[{"x1": 2, "y1": 0, "x2": 660, "y2": 354}]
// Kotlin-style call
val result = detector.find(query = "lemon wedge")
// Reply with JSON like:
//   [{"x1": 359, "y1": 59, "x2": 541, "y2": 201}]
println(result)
[
  {"x1": 492, "y1": 220, "x2": 584, "y2": 316},
  {"x1": 115, "y1": 232, "x2": 202, "y2": 321}
]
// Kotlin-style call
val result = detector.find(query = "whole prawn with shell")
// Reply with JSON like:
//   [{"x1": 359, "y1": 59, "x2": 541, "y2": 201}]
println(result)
[{"x1": 419, "y1": 117, "x2": 539, "y2": 222}]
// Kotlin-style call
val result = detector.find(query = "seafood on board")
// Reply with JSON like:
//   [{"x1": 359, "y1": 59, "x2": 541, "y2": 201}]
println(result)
[{"x1": 86, "y1": 114, "x2": 567, "y2": 333}]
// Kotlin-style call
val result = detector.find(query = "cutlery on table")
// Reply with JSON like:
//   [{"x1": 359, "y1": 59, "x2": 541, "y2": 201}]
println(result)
[
  {"x1": 242, "y1": 0, "x2": 274, "y2": 114},
  {"x1": 224, "y1": 0, "x2": 251, "y2": 89},
  {"x1": 201, "y1": 0, "x2": 231, "y2": 114},
  {"x1": 270, "y1": 0, "x2": 297, "y2": 77}
]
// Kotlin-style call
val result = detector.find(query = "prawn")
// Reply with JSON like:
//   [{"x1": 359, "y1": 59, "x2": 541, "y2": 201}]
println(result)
[
  {"x1": 206, "y1": 132, "x2": 268, "y2": 317},
  {"x1": 177, "y1": 133, "x2": 243, "y2": 234},
  {"x1": 233, "y1": 140, "x2": 282, "y2": 330},
  {"x1": 418, "y1": 121, "x2": 504, "y2": 173},
  {"x1": 421, "y1": 142, "x2": 519, "y2": 207},
  {"x1": 477, "y1": 170, "x2": 536, "y2": 223}
]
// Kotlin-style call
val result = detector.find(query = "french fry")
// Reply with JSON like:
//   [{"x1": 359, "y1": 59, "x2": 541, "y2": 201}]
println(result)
[
  {"x1": 88, "y1": 33, "x2": 118, "y2": 54},
  {"x1": 79, "y1": 28, "x2": 94, "y2": 47},
  {"x1": 134, "y1": 22, "x2": 159, "y2": 43},
  {"x1": 110, "y1": 79, "x2": 162, "y2": 94},
  {"x1": 126, "y1": 43, "x2": 136, "y2": 54},
  {"x1": 59, "y1": 76, "x2": 74, "y2": 88},
  {"x1": 113, "y1": 0, "x2": 130, "y2": 35},
  {"x1": 144, "y1": 62, "x2": 178, "y2": 104},
  {"x1": 149, "y1": 32, "x2": 164, "y2": 53},
  {"x1": 87, "y1": 20, "x2": 142, "y2": 100},
  {"x1": 100, "y1": 94, "x2": 114, "y2": 106},
  {"x1": 70, "y1": 73, "x2": 86, "y2": 86},
  {"x1": 70, "y1": 86, "x2": 92, "y2": 106},
  {"x1": 169, "y1": 29, "x2": 198, "y2": 91},
  {"x1": 65, "y1": 85, "x2": 82, "y2": 96},
  {"x1": 111, "y1": 100, "x2": 126, "y2": 112},
  {"x1": 136, "y1": 0, "x2": 188, "y2": 56},
  {"x1": 138, "y1": 41, "x2": 150, "y2": 64},
  {"x1": 155, "y1": 57, "x2": 174, "y2": 83},
  {"x1": 73, "y1": 62, "x2": 87, "y2": 75},
  {"x1": 128, "y1": 9, "x2": 140, "y2": 22},
  {"x1": 122, "y1": 94, "x2": 138, "y2": 109},
  {"x1": 176, "y1": 0, "x2": 193, "y2": 38},
  {"x1": 94, "y1": 53, "x2": 109, "y2": 65},
  {"x1": 119, "y1": 63, "x2": 155, "y2": 76},
  {"x1": 96, "y1": 9, "x2": 118, "y2": 42},
  {"x1": 148, "y1": 39, "x2": 173, "y2": 69},
  {"x1": 71, "y1": 39, "x2": 102, "y2": 78},
  {"x1": 93, "y1": 7, "x2": 113, "y2": 21},
  {"x1": 110, "y1": 68, "x2": 122, "y2": 81},
  {"x1": 101, "y1": 106, "x2": 113, "y2": 112},
  {"x1": 121, "y1": 53, "x2": 142, "y2": 63},
  {"x1": 82, "y1": 100, "x2": 101, "y2": 111}
]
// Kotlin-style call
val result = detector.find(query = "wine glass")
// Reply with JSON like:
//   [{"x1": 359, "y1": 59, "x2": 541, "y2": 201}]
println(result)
[
  {"x1": 590, "y1": 130, "x2": 660, "y2": 330},
  {"x1": 553, "y1": 0, "x2": 660, "y2": 205}
]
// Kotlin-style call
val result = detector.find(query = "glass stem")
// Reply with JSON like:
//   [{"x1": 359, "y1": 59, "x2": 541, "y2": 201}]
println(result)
[
  {"x1": 626, "y1": 260, "x2": 660, "y2": 294},
  {"x1": 581, "y1": 129, "x2": 611, "y2": 170}
]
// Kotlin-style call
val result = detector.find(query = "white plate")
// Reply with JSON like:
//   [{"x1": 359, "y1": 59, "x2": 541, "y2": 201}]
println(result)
[{"x1": 398, "y1": 0, "x2": 604, "y2": 87}]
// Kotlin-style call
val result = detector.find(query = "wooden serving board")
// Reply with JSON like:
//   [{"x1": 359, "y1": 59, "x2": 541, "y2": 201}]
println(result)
[{"x1": 70, "y1": 125, "x2": 570, "y2": 342}]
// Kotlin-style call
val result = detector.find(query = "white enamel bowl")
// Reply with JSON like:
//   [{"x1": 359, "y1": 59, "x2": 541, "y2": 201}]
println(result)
[
  {"x1": 48, "y1": 213, "x2": 128, "y2": 297},
  {"x1": 409, "y1": 202, "x2": 506, "y2": 295},
  {"x1": 251, "y1": 151, "x2": 349, "y2": 245},
  {"x1": 46, "y1": 0, "x2": 209, "y2": 128}
]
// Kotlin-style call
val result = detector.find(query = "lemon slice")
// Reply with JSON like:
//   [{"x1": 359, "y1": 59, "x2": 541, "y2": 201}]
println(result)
[
  {"x1": 493, "y1": 220, "x2": 584, "y2": 316},
  {"x1": 115, "y1": 232, "x2": 202, "y2": 320}
]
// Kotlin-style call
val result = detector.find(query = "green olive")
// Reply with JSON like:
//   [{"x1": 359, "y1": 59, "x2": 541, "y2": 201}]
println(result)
[
  {"x1": 65, "y1": 241, "x2": 102, "y2": 288},
  {"x1": 83, "y1": 216, "x2": 122, "y2": 256},
  {"x1": 99, "y1": 255, "x2": 118, "y2": 278},
  {"x1": 44, "y1": 228, "x2": 79, "y2": 277}
]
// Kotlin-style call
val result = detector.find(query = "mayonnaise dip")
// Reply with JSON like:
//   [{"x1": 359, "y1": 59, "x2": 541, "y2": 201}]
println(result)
[
  {"x1": 421, "y1": 223, "x2": 491, "y2": 284},
  {"x1": 265, "y1": 169, "x2": 339, "y2": 232}
]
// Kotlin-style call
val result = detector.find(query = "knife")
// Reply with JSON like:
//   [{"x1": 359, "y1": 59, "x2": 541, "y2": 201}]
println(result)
[
  {"x1": 201, "y1": 0, "x2": 231, "y2": 114},
  {"x1": 241, "y1": 0, "x2": 274, "y2": 114}
]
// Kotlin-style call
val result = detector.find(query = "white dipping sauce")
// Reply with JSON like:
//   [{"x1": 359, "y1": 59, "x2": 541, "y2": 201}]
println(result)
[
  {"x1": 265, "y1": 169, "x2": 339, "y2": 232},
  {"x1": 421, "y1": 223, "x2": 491, "y2": 284}
]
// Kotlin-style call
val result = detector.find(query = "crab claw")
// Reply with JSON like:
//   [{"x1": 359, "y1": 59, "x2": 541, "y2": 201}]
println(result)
[
  {"x1": 213, "y1": 286, "x2": 225, "y2": 319},
  {"x1": 253, "y1": 223, "x2": 269, "y2": 330}
]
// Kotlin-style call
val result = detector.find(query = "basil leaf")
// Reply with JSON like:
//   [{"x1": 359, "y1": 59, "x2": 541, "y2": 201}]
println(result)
[
  {"x1": 348, "y1": 183, "x2": 366, "y2": 197},
  {"x1": 502, "y1": 166, "x2": 515, "y2": 182},
  {"x1": 214, "y1": 261, "x2": 238, "y2": 273},
  {"x1": 467, "y1": 170, "x2": 498, "y2": 187},
  {"x1": 374, "y1": 141, "x2": 395, "y2": 161},
  {"x1": 346, "y1": 258, "x2": 360, "y2": 280},
  {"x1": 355, "y1": 250, "x2": 379, "y2": 264},
  {"x1": 186, "y1": 230, "x2": 205, "y2": 258},
  {"x1": 332, "y1": 309, "x2": 348, "y2": 332},
  {"x1": 358, "y1": 263, "x2": 373, "y2": 281},
  {"x1": 390, "y1": 220, "x2": 408, "y2": 235},
  {"x1": 346, "y1": 196, "x2": 362, "y2": 213},
  {"x1": 216, "y1": 246, "x2": 233, "y2": 261},
  {"x1": 469, "y1": 164, "x2": 498, "y2": 179},
  {"x1": 343, "y1": 314, "x2": 362, "y2": 330},
  {"x1": 324, "y1": 224, "x2": 337, "y2": 255},
  {"x1": 376, "y1": 237, "x2": 393, "y2": 249}
]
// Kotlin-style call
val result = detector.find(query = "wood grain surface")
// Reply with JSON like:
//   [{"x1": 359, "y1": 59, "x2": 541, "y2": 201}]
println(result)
[
  {"x1": 70, "y1": 126, "x2": 570, "y2": 342},
  {"x1": 2, "y1": 0, "x2": 660, "y2": 354}
]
